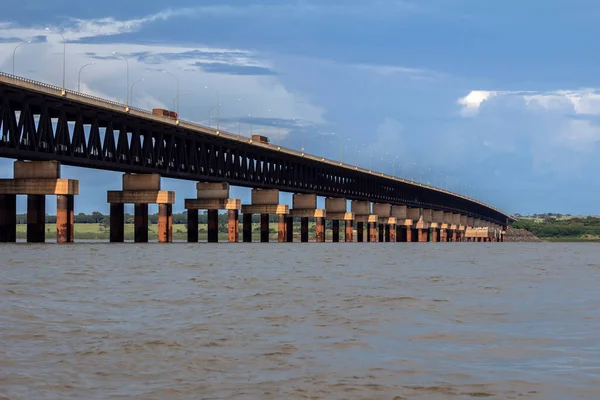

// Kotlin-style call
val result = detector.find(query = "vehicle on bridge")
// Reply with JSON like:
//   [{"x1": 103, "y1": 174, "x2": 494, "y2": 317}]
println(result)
[
  {"x1": 251, "y1": 134, "x2": 270, "y2": 144},
  {"x1": 152, "y1": 108, "x2": 178, "y2": 120}
]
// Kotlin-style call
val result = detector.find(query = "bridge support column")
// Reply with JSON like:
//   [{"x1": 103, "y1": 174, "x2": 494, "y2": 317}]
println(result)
[
  {"x1": 286, "y1": 216, "x2": 294, "y2": 242},
  {"x1": 389, "y1": 223, "x2": 396, "y2": 242},
  {"x1": 188, "y1": 210, "x2": 199, "y2": 243},
  {"x1": 450, "y1": 230, "x2": 457, "y2": 242},
  {"x1": 368, "y1": 222, "x2": 377, "y2": 243},
  {"x1": 278, "y1": 214, "x2": 286, "y2": 243},
  {"x1": 0, "y1": 194, "x2": 17, "y2": 243},
  {"x1": 207, "y1": 209, "x2": 219, "y2": 243},
  {"x1": 345, "y1": 220, "x2": 353, "y2": 242},
  {"x1": 357, "y1": 222, "x2": 364, "y2": 242},
  {"x1": 260, "y1": 214, "x2": 269, "y2": 242},
  {"x1": 186, "y1": 183, "x2": 240, "y2": 243},
  {"x1": 229, "y1": 210, "x2": 239, "y2": 243},
  {"x1": 243, "y1": 213, "x2": 252, "y2": 242},
  {"x1": 242, "y1": 189, "x2": 289, "y2": 244},
  {"x1": 300, "y1": 217, "x2": 309, "y2": 242},
  {"x1": 158, "y1": 204, "x2": 173, "y2": 244},
  {"x1": 0, "y1": 161, "x2": 79, "y2": 243},
  {"x1": 134, "y1": 203, "x2": 149, "y2": 243},
  {"x1": 56, "y1": 194, "x2": 74, "y2": 244},
  {"x1": 409, "y1": 228, "x2": 416, "y2": 242},
  {"x1": 108, "y1": 173, "x2": 174, "y2": 243},
  {"x1": 431, "y1": 227, "x2": 439, "y2": 242},
  {"x1": 332, "y1": 220, "x2": 340, "y2": 242},
  {"x1": 418, "y1": 229, "x2": 428, "y2": 243},
  {"x1": 110, "y1": 203, "x2": 125, "y2": 243},
  {"x1": 27, "y1": 195, "x2": 46, "y2": 243},
  {"x1": 316, "y1": 217, "x2": 325, "y2": 243}
]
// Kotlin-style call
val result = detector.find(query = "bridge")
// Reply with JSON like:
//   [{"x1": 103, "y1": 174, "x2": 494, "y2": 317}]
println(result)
[{"x1": 0, "y1": 71, "x2": 514, "y2": 244}]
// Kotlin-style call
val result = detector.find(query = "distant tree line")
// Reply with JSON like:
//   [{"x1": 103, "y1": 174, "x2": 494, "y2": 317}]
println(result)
[{"x1": 512, "y1": 216, "x2": 600, "y2": 238}]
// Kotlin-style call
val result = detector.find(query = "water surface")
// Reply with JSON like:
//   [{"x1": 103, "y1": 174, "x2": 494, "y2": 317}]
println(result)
[{"x1": 1, "y1": 243, "x2": 600, "y2": 399}]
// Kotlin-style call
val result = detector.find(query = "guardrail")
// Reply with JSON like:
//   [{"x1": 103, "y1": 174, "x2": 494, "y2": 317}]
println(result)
[{"x1": 0, "y1": 71, "x2": 511, "y2": 219}]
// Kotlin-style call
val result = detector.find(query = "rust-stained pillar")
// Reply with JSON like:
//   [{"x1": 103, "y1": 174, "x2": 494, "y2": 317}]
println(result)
[
  {"x1": 243, "y1": 213, "x2": 252, "y2": 242},
  {"x1": 228, "y1": 210, "x2": 238, "y2": 243},
  {"x1": 431, "y1": 228, "x2": 439, "y2": 242},
  {"x1": 357, "y1": 222, "x2": 364, "y2": 242},
  {"x1": 378, "y1": 224, "x2": 385, "y2": 242},
  {"x1": 406, "y1": 228, "x2": 413, "y2": 242},
  {"x1": 418, "y1": 229, "x2": 428, "y2": 243},
  {"x1": 332, "y1": 220, "x2": 340, "y2": 243},
  {"x1": 57, "y1": 195, "x2": 74, "y2": 243},
  {"x1": 389, "y1": 224, "x2": 396, "y2": 242},
  {"x1": 68, "y1": 195, "x2": 74, "y2": 243},
  {"x1": 301, "y1": 217, "x2": 309, "y2": 243},
  {"x1": 0, "y1": 194, "x2": 17, "y2": 243},
  {"x1": 27, "y1": 194, "x2": 45, "y2": 243},
  {"x1": 286, "y1": 216, "x2": 294, "y2": 242},
  {"x1": 316, "y1": 217, "x2": 325, "y2": 243},
  {"x1": 158, "y1": 204, "x2": 173, "y2": 243},
  {"x1": 207, "y1": 209, "x2": 219, "y2": 243},
  {"x1": 440, "y1": 229, "x2": 447, "y2": 242},
  {"x1": 110, "y1": 203, "x2": 124, "y2": 242},
  {"x1": 278, "y1": 214, "x2": 286, "y2": 243},
  {"x1": 260, "y1": 213, "x2": 269, "y2": 242},
  {"x1": 134, "y1": 203, "x2": 148, "y2": 243},
  {"x1": 451, "y1": 230, "x2": 457, "y2": 242},
  {"x1": 345, "y1": 220, "x2": 353, "y2": 242},
  {"x1": 187, "y1": 209, "x2": 199, "y2": 242},
  {"x1": 369, "y1": 222, "x2": 377, "y2": 243}
]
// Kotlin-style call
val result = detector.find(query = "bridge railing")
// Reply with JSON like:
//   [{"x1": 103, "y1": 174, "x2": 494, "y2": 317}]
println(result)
[{"x1": 0, "y1": 71, "x2": 508, "y2": 218}]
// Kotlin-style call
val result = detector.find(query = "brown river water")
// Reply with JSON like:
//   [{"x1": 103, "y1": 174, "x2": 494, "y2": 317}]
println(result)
[{"x1": 1, "y1": 242, "x2": 600, "y2": 399}]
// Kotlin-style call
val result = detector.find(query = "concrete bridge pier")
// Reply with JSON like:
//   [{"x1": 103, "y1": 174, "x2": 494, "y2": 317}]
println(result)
[
  {"x1": 325, "y1": 198, "x2": 354, "y2": 242},
  {"x1": 185, "y1": 183, "x2": 240, "y2": 243},
  {"x1": 352, "y1": 201, "x2": 377, "y2": 242},
  {"x1": 108, "y1": 173, "x2": 175, "y2": 243},
  {"x1": 392, "y1": 206, "x2": 411, "y2": 243},
  {"x1": 291, "y1": 194, "x2": 326, "y2": 243},
  {"x1": 241, "y1": 189, "x2": 289, "y2": 243},
  {"x1": 0, "y1": 161, "x2": 78, "y2": 243},
  {"x1": 373, "y1": 204, "x2": 392, "y2": 243}
]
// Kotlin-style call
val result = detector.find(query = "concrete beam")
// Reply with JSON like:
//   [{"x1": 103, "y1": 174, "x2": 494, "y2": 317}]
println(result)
[
  {"x1": 251, "y1": 189, "x2": 279, "y2": 205},
  {"x1": 391, "y1": 205, "x2": 407, "y2": 219},
  {"x1": 0, "y1": 179, "x2": 79, "y2": 195},
  {"x1": 241, "y1": 204, "x2": 289, "y2": 215},
  {"x1": 293, "y1": 193, "x2": 317, "y2": 209},
  {"x1": 373, "y1": 203, "x2": 391, "y2": 218},
  {"x1": 290, "y1": 208, "x2": 326, "y2": 218},
  {"x1": 378, "y1": 217, "x2": 397, "y2": 225},
  {"x1": 407, "y1": 207, "x2": 420, "y2": 221},
  {"x1": 452, "y1": 213, "x2": 461, "y2": 226},
  {"x1": 107, "y1": 190, "x2": 175, "y2": 204},
  {"x1": 327, "y1": 212, "x2": 354, "y2": 221},
  {"x1": 351, "y1": 201, "x2": 371, "y2": 215},
  {"x1": 354, "y1": 214, "x2": 378, "y2": 223},
  {"x1": 421, "y1": 209, "x2": 433, "y2": 223},
  {"x1": 460, "y1": 215, "x2": 468, "y2": 226},
  {"x1": 14, "y1": 160, "x2": 60, "y2": 179},
  {"x1": 325, "y1": 198, "x2": 347, "y2": 213},
  {"x1": 196, "y1": 182, "x2": 230, "y2": 199},
  {"x1": 185, "y1": 198, "x2": 240, "y2": 210},
  {"x1": 432, "y1": 210, "x2": 444, "y2": 224},
  {"x1": 122, "y1": 173, "x2": 161, "y2": 191}
]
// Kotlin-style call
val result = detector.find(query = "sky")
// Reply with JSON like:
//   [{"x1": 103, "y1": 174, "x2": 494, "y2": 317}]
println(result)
[{"x1": 1, "y1": 0, "x2": 600, "y2": 215}]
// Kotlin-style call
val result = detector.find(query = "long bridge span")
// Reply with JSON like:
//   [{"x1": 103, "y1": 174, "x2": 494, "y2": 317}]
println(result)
[{"x1": 0, "y1": 72, "x2": 514, "y2": 244}]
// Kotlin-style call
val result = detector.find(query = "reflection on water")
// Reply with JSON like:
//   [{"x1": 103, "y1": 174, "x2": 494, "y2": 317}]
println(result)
[{"x1": 1, "y1": 243, "x2": 600, "y2": 399}]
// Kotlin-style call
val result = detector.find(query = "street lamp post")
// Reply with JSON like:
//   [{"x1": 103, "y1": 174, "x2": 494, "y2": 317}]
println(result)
[
  {"x1": 77, "y1": 62, "x2": 95, "y2": 92},
  {"x1": 162, "y1": 70, "x2": 179, "y2": 116},
  {"x1": 205, "y1": 86, "x2": 220, "y2": 130},
  {"x1": 129, "y1": 78, "x2": 144, "y2": 106},
  {"x1": 112, "y1": 52, "x2": 129, "y2": 108},
  {"x1": 12, "y1": 40, "x2": 31, "y2": 75},
  {"x1": 45, "y1": 28, "x2": 66, "y2": 91}
]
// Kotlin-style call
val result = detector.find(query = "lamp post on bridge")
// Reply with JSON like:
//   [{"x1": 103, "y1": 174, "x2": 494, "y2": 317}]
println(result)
[
  {"x1": 112, "y1": 52, "x2": 130, "y2": 109},
  {"x1": 129, "y1": 78, "x2": 144, "y2": 107},
  {"x1": 12, "y1": 40, "x2": 31, "y2": 75},
  {"x1": 45, "y1": 28, "x2": 66, "y2": 92},
  {"x1": 205, "y1": 86, "x2": 220, "y2": 131},
  {"x1": 77, "y1": 62, "x2": 95, "y2": 92},
  {"x1": 162, "y1": 70, "x2": 180, "y2": 117}
]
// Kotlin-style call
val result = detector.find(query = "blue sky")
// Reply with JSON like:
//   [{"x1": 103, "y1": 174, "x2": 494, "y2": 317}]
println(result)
[{"x1": 1, "y1": 0, "x2": 600, "y2": 215}]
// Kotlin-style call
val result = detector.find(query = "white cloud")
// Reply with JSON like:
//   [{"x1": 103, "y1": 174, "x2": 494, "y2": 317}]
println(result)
[
  {"x1": 0, "y1": 13, "x2": 327, "y2": 135},
  {"x1": 524, "y1": 89, "x2": 600, "y2": 115},
  {"x1": 457, "y1": 90, "x2": 498, "y2": 116},
  {"x1": 559, "y1": 119, "x2": 600, "y2": 152}
]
